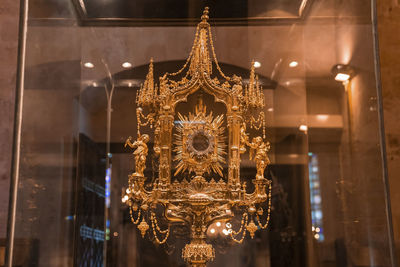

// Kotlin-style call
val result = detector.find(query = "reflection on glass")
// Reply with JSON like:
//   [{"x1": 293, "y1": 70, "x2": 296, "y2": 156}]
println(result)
[{"x1": 308, "y1": 153, "x2": 324, "y2": 242}]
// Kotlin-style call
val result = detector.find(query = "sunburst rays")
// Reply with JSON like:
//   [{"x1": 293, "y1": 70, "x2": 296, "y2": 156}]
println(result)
[{"x1": 174, "y1": 102, "x2": 226, "y2": 177}]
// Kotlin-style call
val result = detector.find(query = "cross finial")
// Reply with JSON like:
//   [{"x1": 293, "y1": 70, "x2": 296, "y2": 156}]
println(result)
[{"x1": 201, "y1": 7, "x2": 209, "y2": 22}]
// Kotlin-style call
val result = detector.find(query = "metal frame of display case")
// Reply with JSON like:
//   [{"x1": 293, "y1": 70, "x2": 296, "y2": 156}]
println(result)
[
  {"x1": 70, "y1": 0, "x2": 313, "y2": 27},
  {"x1": 4, "y1": 0, "x2": 398, "y2": 267}
]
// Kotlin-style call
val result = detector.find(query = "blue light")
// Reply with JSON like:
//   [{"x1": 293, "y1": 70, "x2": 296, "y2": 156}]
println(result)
[
  {"x1": 315, "y1": 211, "x2": 323, "y2": 220},
  {"x1": 308, "y1": 154, "x2": 324, "y2": 242},
  {"x1": 105, "y1": 167, "x2": 111, "y2": 208},
  {"x1": 65, "y1": 215, "x2": 74, "y2": 220}
]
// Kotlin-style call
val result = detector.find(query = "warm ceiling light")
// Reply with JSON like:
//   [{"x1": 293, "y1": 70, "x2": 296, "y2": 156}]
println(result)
[
  {"x1": 210, "y1": 228, "x2": 216, "y2": 234},
  {"x1": 334, "y1": 73, "x2": 350, "y2": 82},
  {"x1": 289, "y1": 61, "x2": 298, "y2": 68},
  {"x1": 84, "y1": 62, "x2": 94, "y2": 68},
  {"x1": 299, "y1": 124, "x2": 308, "y2": 132},
  {"x1": 331, "y1": 64, "x2": 355, "y2": 82},
  {"x1": 122, "y1": 62, "x2": 132, "y2": 68},
  {"x1": 253, "y1": 61, "x2": 261, "y2": 68},
  {"x1": 216, "y1": 222, "x2": 221, "y2": 227},
  {"x1": 316, "y1": 114, "x2": 329, "y2": 121},
  {"x1": 267, "y1": 107, "x2": 274, "y2": 112}
]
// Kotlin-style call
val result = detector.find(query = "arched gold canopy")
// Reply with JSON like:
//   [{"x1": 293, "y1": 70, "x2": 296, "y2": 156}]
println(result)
[{"x1": 137, "y1": 7, "x2": 265, "y2": 112}]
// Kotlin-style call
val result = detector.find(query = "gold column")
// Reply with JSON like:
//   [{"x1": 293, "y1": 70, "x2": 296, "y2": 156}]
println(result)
[
  {"x1": 158, "y1": 107, "x2": 174, "y2": 188},
  {"x1": 228, "y1": 112, "x2": 242, "y2": 189}
]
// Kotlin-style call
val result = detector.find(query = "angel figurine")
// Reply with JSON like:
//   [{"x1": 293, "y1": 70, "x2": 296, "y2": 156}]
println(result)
[
  {"x1": 125, "y1": 134, "x2": 150, "y2": 176},
  {"x1": 249, "y1": 136, "x2": 271, "y2": 180}
]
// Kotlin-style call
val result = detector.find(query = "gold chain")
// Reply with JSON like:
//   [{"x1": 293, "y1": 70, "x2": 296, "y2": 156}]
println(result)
[
  {"x1": 250, "y1": 112, "x2": 264, "y2": 130},
  {"x1": 263, "y1": 121, "x2": 266, "y2": 140},
  {"x1": 150, "y1": 212, "x2": 170, "y2": 244},
  {"x1": 207, "y1": 25, "x2": 231, "y2": 81},
  {"x1": 231, "y1": 230, "x2": 247, "y2": 244},
  {"x1": 151, "y1": 211, "x2": 169, "y2": 234},
  {"x1": 129, "y1": 206, "x2": 141, "y2": 225},
  {"x1": 136, "y1": 108, "x2": 141, "y2": 136},
  {"x1": 137, "y1": 109, "x2": 155, "y2": 127},
  {"x1": 230, "y1": 212, "x2": 248, "y2": 235},
  {"x1": 166, "y1": 25, "x2": 200, "y2": 77},
  {"x1": 230, "y1": 213, "x2": 248, "y2": 244},
  {"x1": 256, "y1": 182, "x2": 272, "y2": 229}
]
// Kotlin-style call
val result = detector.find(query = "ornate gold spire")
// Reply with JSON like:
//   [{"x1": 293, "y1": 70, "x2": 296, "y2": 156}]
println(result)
[
  {"x1": 201, "y1": 6, "x2": 210, "y2": 23},
  {"x1": 137, "y1": 6, "x2": 265, "y2": 113},
  {"x1": 137, "y1": 57, "x2": 155, "y2": 106}
]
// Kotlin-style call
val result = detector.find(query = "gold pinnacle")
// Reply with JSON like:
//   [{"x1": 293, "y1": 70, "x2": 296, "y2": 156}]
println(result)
[{"x1": 201, "y1": 7, "x2": 210, "y2": 22}]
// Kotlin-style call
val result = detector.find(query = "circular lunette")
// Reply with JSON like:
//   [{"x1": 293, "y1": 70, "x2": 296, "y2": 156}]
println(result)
[{"x1": 186, "y1": 129, "x2": 215, "y2": 156}]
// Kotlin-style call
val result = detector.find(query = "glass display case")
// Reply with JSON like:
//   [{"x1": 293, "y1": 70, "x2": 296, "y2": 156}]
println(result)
[{"x1": 5, "y1": 0, "x2": 397, "y2": 266}]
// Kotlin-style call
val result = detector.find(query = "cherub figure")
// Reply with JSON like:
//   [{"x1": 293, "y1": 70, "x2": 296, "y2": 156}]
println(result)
[
  {"x1": 125, "y1": 134, "x2": 150, "y2": 176},
  {"x1": 248, "y1": 136, "x2": 271, "y2": 179}
]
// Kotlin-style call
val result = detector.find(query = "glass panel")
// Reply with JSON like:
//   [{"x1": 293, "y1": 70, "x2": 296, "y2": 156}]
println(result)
[{"x1": 8, "y1": 0, "x2": 395, "y2": 267}]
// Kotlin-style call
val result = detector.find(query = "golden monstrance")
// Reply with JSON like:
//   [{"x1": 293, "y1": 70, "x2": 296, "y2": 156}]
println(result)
[{"x1": 123, "y1": 7, "x2": 272, "y2": 267}]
